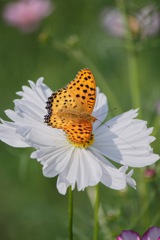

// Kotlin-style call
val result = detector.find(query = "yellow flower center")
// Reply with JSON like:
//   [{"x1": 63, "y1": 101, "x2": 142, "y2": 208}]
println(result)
[{"x1": 67, "y1": 134, "x2": 94, "y2": 148}]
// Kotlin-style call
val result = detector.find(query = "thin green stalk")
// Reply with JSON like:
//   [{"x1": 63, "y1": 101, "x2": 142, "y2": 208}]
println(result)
[
  {"x1": 152, "y1": 114, "x2": 160, "y2": 137},
  {"x1": 68, "y1": 186, "x2": 73, "y2": 240},
  {"x1": 127, "y1": 48, "x2": 141, "y2": 115},
  {"x1": 116, "y1": 0, "x2": 142, "y2": 117},
  {"x1": 93, "y1": 185, "x2": 100, "y2": 240}
]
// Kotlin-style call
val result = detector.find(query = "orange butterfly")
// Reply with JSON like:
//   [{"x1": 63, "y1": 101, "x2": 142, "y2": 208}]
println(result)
[{"x1": 44, "y1": 69, "x2": 97, "y2": 144}]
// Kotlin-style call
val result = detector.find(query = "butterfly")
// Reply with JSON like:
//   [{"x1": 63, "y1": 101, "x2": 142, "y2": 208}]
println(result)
[{"x1": 44, "y1": 68, "x2": 97, "y2": 144}]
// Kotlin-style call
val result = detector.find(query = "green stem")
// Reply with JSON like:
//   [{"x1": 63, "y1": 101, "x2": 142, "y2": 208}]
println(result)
[
  {"x1": 87, "y1": 188, "x2": 112, "y2": 239},
  {"x1": 68, "y1": 186, "x2": 73, "y2": 240},
  {"x1": 93, "y1": 185, "x2": 100, "y2": 240},
  {"x1": 116, "y1": 0, "x2": 148, "y2": 226}
]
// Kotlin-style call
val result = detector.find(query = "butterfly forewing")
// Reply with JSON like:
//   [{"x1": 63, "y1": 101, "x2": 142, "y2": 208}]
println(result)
[{"x1": 67, "y1": 69, "x2": 96, "y2": 113}]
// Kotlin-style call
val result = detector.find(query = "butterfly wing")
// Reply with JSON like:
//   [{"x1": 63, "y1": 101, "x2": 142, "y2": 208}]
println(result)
[
  {"x1": 44, "y1": 85, "x2": 82, "y2": 127},
  {"x1": 65, "y1": 119, "x2": 93, "y2": 144},
  {"x1": 67, "y1": 68, "x2": 96, "y2": 113},
  {"x1": 45, "y1": 109, "x2": 93, "y2": 143}
]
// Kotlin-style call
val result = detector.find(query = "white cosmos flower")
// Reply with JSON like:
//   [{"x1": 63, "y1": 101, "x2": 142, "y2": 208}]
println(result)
[{"x1": 0, "y1": 78, "x2": 159, "y2": 194}]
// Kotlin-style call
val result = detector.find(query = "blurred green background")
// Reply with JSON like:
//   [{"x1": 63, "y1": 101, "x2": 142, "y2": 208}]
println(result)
[{"x1": 0, "y1": 0, "x2": 160, "y2": 239}]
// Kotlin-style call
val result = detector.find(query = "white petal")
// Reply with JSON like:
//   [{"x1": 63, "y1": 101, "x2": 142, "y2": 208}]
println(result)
[
  {"x1": 16, "y1": 78, "x2": 52, "y2": 114},
  {"x1": 56, "y1": 177, "x2": 70, "y2": 195},
  {"x1": 57, "y1": 148, "x2": 103, "y2": 194},
  {"x1": 0, "y1": 78, "x2": 53, "y2": 147},
  {"x1": 17, "y1": 78, "x2": 52, "y2": 100},
  {"x1": 22, "y1": 124, "x2": 67, "y2": 147},
  {"x1": 101, "y1": 165, "x2": 127, "y2": 190},
  {"x1": 5, "y1": 109, "x2": 23, "y2": 123},
  {"x1": 14, "y1": 99, "x2": 46, "y2": 121},
  {"x1": 28, "y1": 78, "x2": 52, "y2": 102},
  {"x1": 42, "y1": 146, "x2": 73, "y2": 178},
  {"x1": 0, "y1": 123, "x2": 29, "y2": 147},
  {"x1": 89, "y1": 148, "x2": 128, "y2": 189},
  {"x1": 93, "y1": 109, "x2": 160, "y2": 167},
  {"x1": 126, "y1": 169, "x2": 136, "y2": 189},
  {"x1": 92, "y1": 87, "x2": 108, "y2": 130},
  {"x1": 107, "y1": 109, "x2": 139, "y2": 126}
]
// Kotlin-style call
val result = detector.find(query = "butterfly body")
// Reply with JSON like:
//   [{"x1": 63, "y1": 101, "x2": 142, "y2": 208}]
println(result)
[
  {"x1": 57, "y1": 110, "x2": 96, "y2": 122},
  {"x1": 44, "y1": 68, "x2": 96, "y2": 144}
]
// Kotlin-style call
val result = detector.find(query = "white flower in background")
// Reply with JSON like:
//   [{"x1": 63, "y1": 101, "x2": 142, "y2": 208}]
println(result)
[
  {"x1": 0, "y1": 78, "x2": 159, "y2": 194},
  {"x1": 102, "y1": 9, "x2": 126, "y2": 37},
  {"x1": 102, "y1": 4, "x2": 160, "y2": 38},
  {"x1": 3, "y1": 0, "x2": 53, "y2": 33},
  {"x1": 138, "y1": 5, "x2": 160, "y2": 37}
]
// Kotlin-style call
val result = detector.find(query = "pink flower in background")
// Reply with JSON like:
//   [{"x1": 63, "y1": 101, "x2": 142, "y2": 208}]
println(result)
[
  {"x1": 102, "y1": 5, "x2": 160, "y2": 38},
  {"x1": 144, "y1": 167, "x2": 156, "y2": 178},
  {"x1": 117, "y1": 230, "x2": 141, "y2": 240},
  {"x1": 142, "y1": 227, "x2": 160, "y2": 240},
  {"x1": 117, "y1": 226, "x2": 160, "y2": 240},
  {"x1": 3, "y1": 0, "x2": 53, "y2": 33}
]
